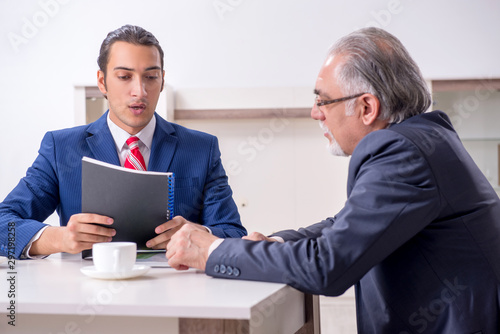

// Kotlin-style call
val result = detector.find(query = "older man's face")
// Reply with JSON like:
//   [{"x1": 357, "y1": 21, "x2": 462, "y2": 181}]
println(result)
[{"x1": 311, "y1": 55, "x2": 363, "y2": 157}]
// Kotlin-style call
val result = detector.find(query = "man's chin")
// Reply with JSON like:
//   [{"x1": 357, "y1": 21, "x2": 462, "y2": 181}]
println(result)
[{"x1": 327, "y1": 142, "x2": 349, "y2": 157}]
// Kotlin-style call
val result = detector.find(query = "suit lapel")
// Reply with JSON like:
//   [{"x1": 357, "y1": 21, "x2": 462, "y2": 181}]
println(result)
[
  {"x1": 149, "y1": 114, "x2": 178, "y2": 172},
  {"x1": 85, "y1": 112, "x2": 121, "y2": 165}
]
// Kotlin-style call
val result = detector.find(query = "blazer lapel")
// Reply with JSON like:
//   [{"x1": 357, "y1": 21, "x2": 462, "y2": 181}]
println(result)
[
  {"x1": 149, "y1": 113, "x2": 178, "y2": 172},
  {"x1": 85, "y1": 112, "x2": 121, "y2": 165}
]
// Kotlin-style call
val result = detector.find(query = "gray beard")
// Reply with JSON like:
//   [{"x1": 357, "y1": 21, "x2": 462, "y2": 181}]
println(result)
[{"x1": 319, "y1": 121, "x2": 348, "y2": 157}]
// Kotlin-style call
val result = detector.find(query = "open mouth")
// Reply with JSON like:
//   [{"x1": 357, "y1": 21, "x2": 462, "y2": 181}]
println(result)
[{"x1": 129, "y1": 103, "x2": 146, "y2": 115}]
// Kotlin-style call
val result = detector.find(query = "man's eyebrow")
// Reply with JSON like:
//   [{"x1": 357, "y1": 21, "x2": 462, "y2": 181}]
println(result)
[
  {"x1": 113, "y1": 66, "x2": 133, "y2": 71},
  {"x1": 112, "y1": 66, "x2": 161, "y2": 71},
  {"x1": 314, "y1": 89, "x2": 330, "y2": 98}
]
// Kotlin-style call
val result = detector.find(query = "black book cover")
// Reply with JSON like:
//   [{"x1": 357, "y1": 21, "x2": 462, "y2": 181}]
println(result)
[{"x1": 81, "y1": 157, "x2": 174, "y2": 257}]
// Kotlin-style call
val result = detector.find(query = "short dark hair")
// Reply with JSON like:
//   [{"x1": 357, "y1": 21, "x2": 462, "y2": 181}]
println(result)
[
  {"x1": 329, "y1": 27, "x2": 431, "y2": 124},
  {"x1": 97, "y1": 25, "x2": 164, "y2": 76}
]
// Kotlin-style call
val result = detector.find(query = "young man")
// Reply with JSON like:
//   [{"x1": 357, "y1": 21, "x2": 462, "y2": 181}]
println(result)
[
  {"x1": 0, "y1": 25, "x2": 246, "y2": 259},
  {"x1": 165, "y1": 28, "x2": 500, "y2": 332}
]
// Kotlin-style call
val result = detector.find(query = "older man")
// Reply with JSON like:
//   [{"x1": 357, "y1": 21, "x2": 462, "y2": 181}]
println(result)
[{"x1": 166, "y1": 27, "x2": 500, "y2": 332}]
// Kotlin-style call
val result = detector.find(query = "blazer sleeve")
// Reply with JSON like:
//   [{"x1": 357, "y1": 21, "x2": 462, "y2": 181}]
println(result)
[
  {"x1": 205, "y1": 131, "x2": 441, "y2": 296},
  {"x1": 0, "y1": 132, "x2": 60, "y2": 258},
  {"x1": 199, "y1": 136, "x2": 246, "y2": 238},
  {"x1": 271, "y1": 217, "x2": 336, "y2": 241}
]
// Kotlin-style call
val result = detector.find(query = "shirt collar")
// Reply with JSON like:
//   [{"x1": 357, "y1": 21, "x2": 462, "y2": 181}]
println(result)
[{"x1": 107, "y1": 112, "x2": 156, "y2": 152}]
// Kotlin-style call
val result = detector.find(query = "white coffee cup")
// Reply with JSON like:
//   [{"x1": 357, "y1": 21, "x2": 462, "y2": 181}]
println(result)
[{"x1": 92, "y1": 242, "x2": 137, "y2": 273}]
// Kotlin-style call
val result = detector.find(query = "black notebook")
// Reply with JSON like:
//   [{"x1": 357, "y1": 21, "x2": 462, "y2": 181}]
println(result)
[{"x1": 81, "y1": 157, "x2": 174, "y2": 258}]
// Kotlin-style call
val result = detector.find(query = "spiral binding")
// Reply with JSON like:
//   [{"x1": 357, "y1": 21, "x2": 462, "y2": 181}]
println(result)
[{"x1": 167, "y1": 173, "x2": 175, "y2": 220}]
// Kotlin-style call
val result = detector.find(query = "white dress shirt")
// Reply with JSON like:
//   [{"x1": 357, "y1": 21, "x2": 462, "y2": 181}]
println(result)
[{"x1": 106, "y1": 113, "x2": 155, "y2": 169}]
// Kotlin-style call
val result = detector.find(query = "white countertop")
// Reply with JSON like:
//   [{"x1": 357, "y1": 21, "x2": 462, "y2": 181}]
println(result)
[{"x1": 0, "y1": 253, "x2": 303, "y2": 321}]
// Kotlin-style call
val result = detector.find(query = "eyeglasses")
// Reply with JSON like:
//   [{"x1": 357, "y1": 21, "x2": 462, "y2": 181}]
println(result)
[{"x1": 315, "y1": 92, "x2": 366, "y2": 112}]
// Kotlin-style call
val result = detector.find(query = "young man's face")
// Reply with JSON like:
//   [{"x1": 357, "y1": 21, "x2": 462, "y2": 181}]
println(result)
[{"x1": 97, "y1": 41, "x2": 164, "y2": 135}]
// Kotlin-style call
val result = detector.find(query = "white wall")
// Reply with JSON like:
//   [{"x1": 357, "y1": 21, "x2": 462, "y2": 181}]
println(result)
[{"x1": 1, "y1": 0, "x2": 499, "y2": 201}]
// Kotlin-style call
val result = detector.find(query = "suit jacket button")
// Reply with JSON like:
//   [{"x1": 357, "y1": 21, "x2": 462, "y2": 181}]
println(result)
[
  {"x1": 226, "y1": 266, "x2": 233, "y2": 276},
  {"x1": 233, "y1": 268, "x2": 240, "y2": 277},
  {"x1": 214, "y1": 264, "x2": 220, "y2": 273},
  {"x1": 220, "y1": 264, "x2": 227, "y2": 274}
]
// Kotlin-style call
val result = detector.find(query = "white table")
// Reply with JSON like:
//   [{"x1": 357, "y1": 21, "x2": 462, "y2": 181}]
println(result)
[{"x1": 0, "y1": 253, "x2": 319, "y2": 333}]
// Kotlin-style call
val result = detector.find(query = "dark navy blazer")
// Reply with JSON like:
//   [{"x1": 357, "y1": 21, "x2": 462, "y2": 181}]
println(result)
[
  {"x1": 206, "y1": 111, "x2": 500, "y2": 333},
  {"x1": 0, "y1": 112, "x2": 246, "y2": 259}
]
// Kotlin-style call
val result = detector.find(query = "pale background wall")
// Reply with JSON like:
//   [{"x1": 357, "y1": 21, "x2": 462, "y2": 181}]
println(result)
[
  {"x1": 1, "y1": 0, "x2": 499, "y2": 332},
  {"x1": 1, "y1": 0, "x2": 499, "y2": 227},
  {"x1": 2, "y1": 0, "x2": 500, "y2": 201}
]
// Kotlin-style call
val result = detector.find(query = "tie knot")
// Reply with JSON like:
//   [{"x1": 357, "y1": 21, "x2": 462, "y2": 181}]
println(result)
[
  {"x1": 126, "y1": 136, "x2": 140, "y2": 149},
  {"x1": 124, "y1": 136, "x2": 146, "y2": 171}
]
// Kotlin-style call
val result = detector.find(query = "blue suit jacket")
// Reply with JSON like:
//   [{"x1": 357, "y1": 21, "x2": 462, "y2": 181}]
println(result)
[
  {"x1": 205, "y1": 111, "x2": 500, "y2": 333},
  {"x1": 0, "y1": 112, "x2": 246, "y2": 259}
]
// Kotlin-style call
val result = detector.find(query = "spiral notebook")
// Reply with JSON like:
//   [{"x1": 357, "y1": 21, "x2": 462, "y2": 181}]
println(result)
[{"x1": 81, "y1": 157, "x2": 174, "y2": 259}]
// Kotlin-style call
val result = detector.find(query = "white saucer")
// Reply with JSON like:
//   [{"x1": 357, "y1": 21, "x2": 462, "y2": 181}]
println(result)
[{"x1": 80, "y1": 264, "x2": 150, "y2": 280}]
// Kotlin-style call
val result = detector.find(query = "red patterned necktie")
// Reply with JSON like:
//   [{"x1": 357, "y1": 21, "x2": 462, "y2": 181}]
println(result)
[{"x1": 124, "y1": 136, "x2": 146, "y2": 171}]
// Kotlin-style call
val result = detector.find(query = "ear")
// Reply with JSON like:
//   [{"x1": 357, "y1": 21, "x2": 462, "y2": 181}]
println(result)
[
  {"x1": 358, "y1": 93, "x2": 380, "y2": 126},
  {"x1": 160, "y1": 70, "x2": 165, "y2": 92},
  {"x1": 97, "y1": 70, "x2": 107, "y2": 96}
]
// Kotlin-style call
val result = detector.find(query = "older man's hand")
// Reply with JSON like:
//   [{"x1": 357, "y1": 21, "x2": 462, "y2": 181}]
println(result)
[{"x1": 166, "y1": 223, "x2": 219, "y2": 271}]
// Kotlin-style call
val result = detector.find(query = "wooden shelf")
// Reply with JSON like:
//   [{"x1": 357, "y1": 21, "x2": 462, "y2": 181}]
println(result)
[
  {"x1": 461, "y1": 138, "x2": 500, "y2": 142},
  {"x1": 432, "y1": 78, "x2": 500, "y2": 92},
  {"x1": 174, "y1": 107, "x2": 311, "y2": 120}
]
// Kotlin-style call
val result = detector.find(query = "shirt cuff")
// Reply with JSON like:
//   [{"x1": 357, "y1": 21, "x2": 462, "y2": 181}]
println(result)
[
  {"x1": 208, "y1": 238, "x2": 224, "y2": 257},
  {"x1": 270, "y1": 236, "x2": 285, "y2": 243},
  {"x1": 204, "y1": 226, "x2": 213, "y2": 234},
  {"x1": 21, "y1": 226, "x2": 49, "y2": 259}
]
